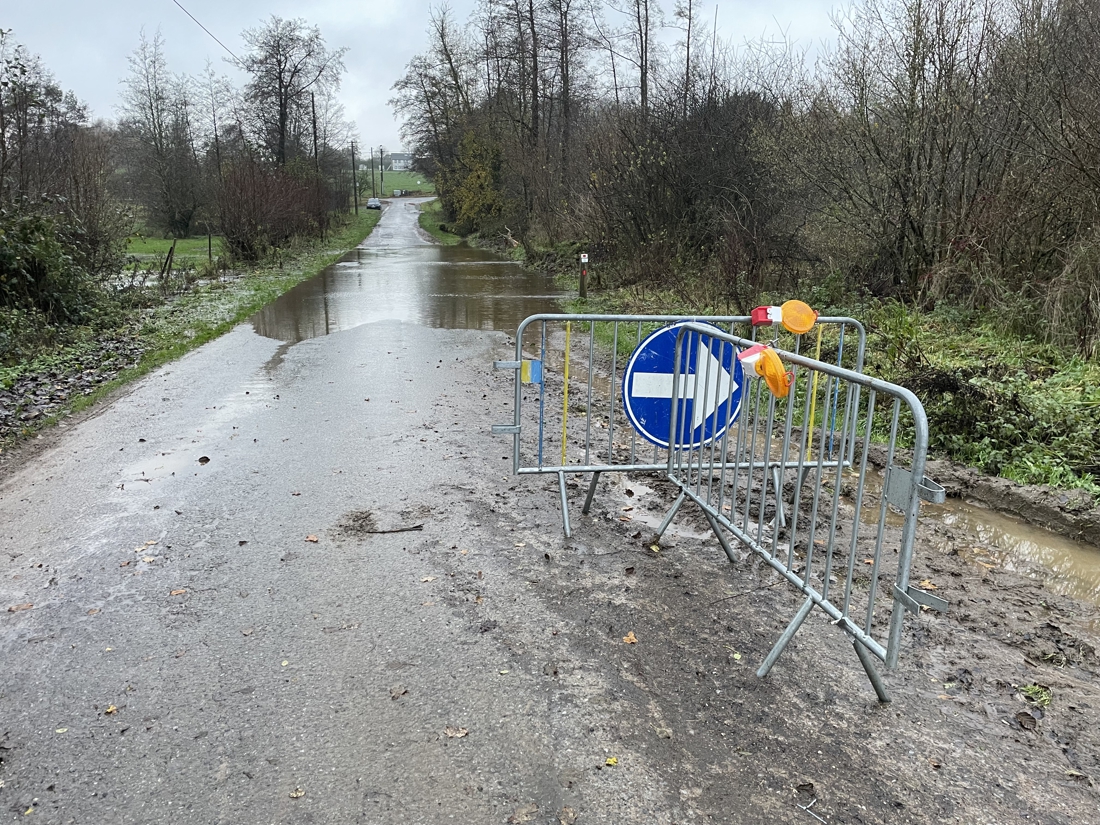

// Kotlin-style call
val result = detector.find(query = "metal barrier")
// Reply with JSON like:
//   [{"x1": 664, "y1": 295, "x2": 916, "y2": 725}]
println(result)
[
  {"x1": 493, "y1": 314, "x2": 866, "y2": 537},
  {"x1": 665, "y1": 323, "x2": 945, "y2": 700}
]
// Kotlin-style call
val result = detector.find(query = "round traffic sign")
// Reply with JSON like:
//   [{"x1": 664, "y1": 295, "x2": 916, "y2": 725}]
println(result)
[{"x1": 621, "y1": 322, "x2": 743, "y2": 449}]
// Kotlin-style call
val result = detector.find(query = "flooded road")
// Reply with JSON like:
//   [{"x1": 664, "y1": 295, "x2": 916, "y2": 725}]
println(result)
[{"x1": 251, "y1": 199, "x2": 562, "y2": 341}]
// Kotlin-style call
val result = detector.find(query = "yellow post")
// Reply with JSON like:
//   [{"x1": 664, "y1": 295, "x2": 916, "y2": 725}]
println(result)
[
  {"x1": 562, "y1": 322, "x2": 571, "y2": 466},
  {"x1": 806, "y1": 324, "x2": 824, "y2": 458}
]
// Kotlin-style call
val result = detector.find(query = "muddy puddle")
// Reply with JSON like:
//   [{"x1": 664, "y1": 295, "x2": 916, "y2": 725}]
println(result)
[
  {"x1": 928, "y1": 497, "x2": 1100, "y2": 608},
  {"x1": 251, "y1": 243, "x2": 563, "y2": 341}
]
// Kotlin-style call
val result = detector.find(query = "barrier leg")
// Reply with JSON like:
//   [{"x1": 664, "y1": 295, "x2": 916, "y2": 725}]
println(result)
[
  {"x1": 558, "y1": 471, "x2": 572, "y2": 538},
  {"x1": 581, "y1": 471, "x2": 602, "y2": 515},
  {"x1": 702, "y1": 510, "x2": 742, "y2": 564},
  {"x1": 654, "y1": 491, "x2": 686, "y2": 540},
  {"x1": 757, "y1": 596, "x2": 815, "y2": 678},
  {"x1": 853, "y1": 639, "x2": 891, "y2": 704}
]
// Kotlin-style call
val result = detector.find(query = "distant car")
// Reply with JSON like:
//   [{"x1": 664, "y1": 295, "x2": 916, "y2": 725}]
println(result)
[{"x1": 366, "y1": 197, "x2": 382, "y2": 209}]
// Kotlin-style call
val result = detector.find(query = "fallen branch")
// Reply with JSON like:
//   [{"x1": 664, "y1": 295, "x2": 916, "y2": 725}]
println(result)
[{"x1": 365, "y1": 524, "x2": 424, "y2": 534}]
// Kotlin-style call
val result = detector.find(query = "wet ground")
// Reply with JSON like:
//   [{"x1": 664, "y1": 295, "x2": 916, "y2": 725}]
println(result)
[{"x1": 2, "y1": 199, "x2": 1100, "y2": 823}]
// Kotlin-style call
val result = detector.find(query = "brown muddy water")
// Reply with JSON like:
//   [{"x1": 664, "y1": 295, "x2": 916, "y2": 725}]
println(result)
[
  {"x1": 931, "y1": 498, "x2": 1100, "y2": 608},
  {"x1": 250, "y1": 243, "x2": 563, "y2": 342}
]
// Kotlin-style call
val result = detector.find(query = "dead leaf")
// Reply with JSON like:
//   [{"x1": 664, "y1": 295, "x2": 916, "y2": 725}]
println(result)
[
  {"x1": 515, "y1": 542, "x2": 526, "y2": 547},
  {"x1": 169, "y1": 589, "x2": 187, "y2": 596},
  {"x1": 142, "y1": 556, "x2": 155, "y2": 563},
  {"x1": 863, "y1": 558, "x2": 875, "y2": 565},
  {"x1": 305, "y1": 535, "x2": 319, "y2": 543},
  {"x1": 919, "y1": 579, "x2": 937, "y2": 589},
  {"x1": 605, "y1": 756, "x2": 619, "y2": 766},
  {"x1": 509, "y1": 803, "x2": 539, "y2": 823},
  {"x1": 291, "y1": 491, "x2": 301, "y2": 496},
  {"x1": 390, "y1": 684, "x2": 408, "y2": 700},
  {"x1": 241, "y1": 628, "x2": 253, "y2": 637},
  {"x1": 444, "y1": 726, "x2": 469, "y2": 738},
  {"x1": 105, "y1": 705, "x2": 117, "y2": 715},
  {"x1": 289, "y1": 787, "x2": 305, "y2": 799},
  {"x1": 119, "y1": 560, "x2": 131, "y2": 567},
  {"x1": 7, "y1": 603, "x2": 33, "y2": 613},
  {"x1": 625, "y1": 566, "x2": 635, "y2": 575},
  {"x1": 1015, "y1": 710, "x2": 1039, "y2": 731},
  {"x1": 650, "y1": 544, "x2": 660, "y2": 553},
  {"x1": 87, "y1": 608, "x2": 100, "y2": 615},
  {"x1": 420, "y1": 576, "x2": 436, "y2": 582},
  {"x1": 619, "y1": 516, "x2": 632, "y2": 522},
  {"x1": 559, "y1": 807, "x2": 578, "y2": 825},
  {"x1": 238, "y1": 540, "x2": 248, "y2": 546},
  {"x1": 622, "y1": 631, "x2": 638, "y2": 644},
  {"x1": 197, "y1": 456, "x2": 210, "y2": 465}
]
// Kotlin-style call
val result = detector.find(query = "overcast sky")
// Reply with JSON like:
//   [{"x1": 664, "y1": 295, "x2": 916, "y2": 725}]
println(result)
[{"x1": 5, "y1": 0, "x2": 841, "y2": 152}]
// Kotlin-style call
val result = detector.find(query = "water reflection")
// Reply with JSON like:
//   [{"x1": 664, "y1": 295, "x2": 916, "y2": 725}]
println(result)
[{"x1": 251, "y1": 243, "x2": 563, "y2": 341}]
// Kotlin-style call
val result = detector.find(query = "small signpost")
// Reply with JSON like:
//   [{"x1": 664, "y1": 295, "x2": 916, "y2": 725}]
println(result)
[
  {"x1": 622, "y1": 322, "x2": 743, "y2": 449},
  {"x1": 579, "y1": 252, "x2": 589, "y2": 299}
]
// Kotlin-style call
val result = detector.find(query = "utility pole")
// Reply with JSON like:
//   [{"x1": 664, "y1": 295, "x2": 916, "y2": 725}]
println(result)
[
  {"x1": 310, "y1": 92, "x2": 319, "y2": 170},
  {"x1": 350, "y1": 142, "x2": 359, "y2": 214},
  {"x1": 379, "y1": 145, "x2": 385, "y2": 196},
  {"x1": 370, "y1": 147, "x2": 376, "y2": 197}
]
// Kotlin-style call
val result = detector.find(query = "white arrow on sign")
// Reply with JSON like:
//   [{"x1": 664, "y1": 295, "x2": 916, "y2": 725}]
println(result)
[{"x1": 630, "y1": 340, "x2": 737, "y2": 429}]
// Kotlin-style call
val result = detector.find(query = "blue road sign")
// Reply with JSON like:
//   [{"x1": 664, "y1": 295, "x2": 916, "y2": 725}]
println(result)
[{"x1": 622, "y1": 322, "x2": 743, "y2": 449}]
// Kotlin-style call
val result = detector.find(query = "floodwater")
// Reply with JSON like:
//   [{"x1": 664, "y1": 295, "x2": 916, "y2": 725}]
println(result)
[{"x1": 251, "y1": 204, "x2": 563, "y2": 342}]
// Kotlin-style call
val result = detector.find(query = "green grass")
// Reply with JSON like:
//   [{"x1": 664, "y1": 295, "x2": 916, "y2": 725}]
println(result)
[
  {"x1": 127, "y1": 235, "x2": 222, "y2": 257},
  {"x1": 417, "y1": 199, "x2": 464, "y2": 245},
  {"x1": 362, "y1": 170, "x2": 433, "y2": 198}
]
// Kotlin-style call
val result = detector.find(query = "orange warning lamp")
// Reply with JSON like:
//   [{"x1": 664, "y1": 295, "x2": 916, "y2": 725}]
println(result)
[
  {"x1": 779, "y1": 300, "x2": 818, "y2": 335},
  {"x1": 737, "y1": 344, "x2": 793, "y2": 399},
  {"x1": 757, "y1": 348, "x2": 792, "y2": 398}
]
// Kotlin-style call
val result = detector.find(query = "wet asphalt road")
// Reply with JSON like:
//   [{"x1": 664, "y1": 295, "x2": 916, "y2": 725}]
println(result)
[{"x1": 0, "y1": 203, "x2": 669, "y2": 823}]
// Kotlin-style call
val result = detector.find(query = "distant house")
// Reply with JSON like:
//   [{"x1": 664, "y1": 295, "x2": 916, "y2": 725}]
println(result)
[{"x1": 388, "y1": 152, "x2": 413, "y2": 171}]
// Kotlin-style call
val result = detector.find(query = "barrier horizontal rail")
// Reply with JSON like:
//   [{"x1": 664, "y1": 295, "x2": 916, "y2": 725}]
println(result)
[
  {"x1": 665, "y1": 323, "x2": 945, "y2": 700},
  {"x1": 492, "y1": 313, "x2": 866, "y2": 537}
]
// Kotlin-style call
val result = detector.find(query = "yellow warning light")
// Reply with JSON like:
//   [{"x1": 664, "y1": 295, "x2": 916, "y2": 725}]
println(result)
[
  {"x1": 756, "y1": 348, "x2": 793, "y2": 398},
  {"x1": 780, "y1": 300, "x2": 818, "y2": 335}
]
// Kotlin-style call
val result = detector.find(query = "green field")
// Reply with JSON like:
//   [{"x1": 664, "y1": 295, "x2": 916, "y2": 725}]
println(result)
[
  {"x1": 362, "y1": 170, "x2": 433, "y2": 198},
  {"x1": 127, "y1": 235, "x2": 222, "y2": 258}
]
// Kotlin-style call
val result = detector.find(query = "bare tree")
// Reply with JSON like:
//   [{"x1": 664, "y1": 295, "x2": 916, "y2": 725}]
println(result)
[{"x1": 239, "y1": 16, "x2": 347, "y2": 166}]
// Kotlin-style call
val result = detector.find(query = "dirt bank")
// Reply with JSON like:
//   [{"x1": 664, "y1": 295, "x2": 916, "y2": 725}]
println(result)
[{"x1": 927, "y1": 459, "x2": 1100, "y2": 549}]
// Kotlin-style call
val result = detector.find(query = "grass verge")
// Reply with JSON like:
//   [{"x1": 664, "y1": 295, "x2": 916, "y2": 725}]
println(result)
[{"x1": 417, "y1": 199, "x2": 464, "y2": 245}]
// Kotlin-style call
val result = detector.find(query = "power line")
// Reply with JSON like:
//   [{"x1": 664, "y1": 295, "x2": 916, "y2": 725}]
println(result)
[{"x1": 169, "y1": 0, "x2": 242, "y2": 65}]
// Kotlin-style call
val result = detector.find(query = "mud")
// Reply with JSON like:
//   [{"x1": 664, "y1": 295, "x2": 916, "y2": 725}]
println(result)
[{"x1": 455, "y1": 449, "x2": 1100, "y2": 822}]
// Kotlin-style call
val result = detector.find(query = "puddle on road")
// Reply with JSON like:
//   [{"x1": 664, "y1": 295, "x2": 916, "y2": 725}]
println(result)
[
  {"x1": 929, "y1": 498, "x2": 1100, "y2": 608},
  {"x1": 251, "y1": 243, "x2": 563, "y2": 342}
]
